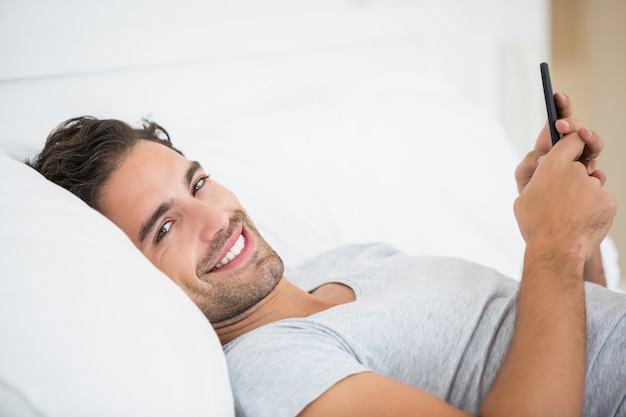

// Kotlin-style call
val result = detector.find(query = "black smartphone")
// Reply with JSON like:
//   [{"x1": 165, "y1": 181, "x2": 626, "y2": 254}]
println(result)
[{"x1": 540, "y1": 62, "x2": 561, "y2": 145}]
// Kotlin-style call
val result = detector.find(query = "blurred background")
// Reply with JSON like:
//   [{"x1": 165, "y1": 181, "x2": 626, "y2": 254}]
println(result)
[{"x1": 551, "y1": 0, "x2": 626, "y2": 290}]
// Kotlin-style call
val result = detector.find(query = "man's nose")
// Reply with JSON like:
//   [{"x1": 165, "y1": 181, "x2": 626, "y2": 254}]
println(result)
[{"x1": 189, "y1": 200, "x2": 230, "y2": 243}]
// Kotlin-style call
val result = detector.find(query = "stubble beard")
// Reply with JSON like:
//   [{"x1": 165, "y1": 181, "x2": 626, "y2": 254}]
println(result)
[{"x1": 192, "y1": 211, "x2": 284, "y2": 326}]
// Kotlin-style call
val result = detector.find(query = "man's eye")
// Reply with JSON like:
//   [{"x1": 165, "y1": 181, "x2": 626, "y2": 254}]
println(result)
[
  {"x1": 156, "y1": 220, "x2": 172, "y2": 243},
  {"x1": 193, "y1": 175, "x2": 209, "y2": 195}
]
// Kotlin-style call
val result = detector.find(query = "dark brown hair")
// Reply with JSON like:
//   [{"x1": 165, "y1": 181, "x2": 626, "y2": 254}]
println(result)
[{"x1": 28, "y1": 116, "x2": 182, "y2": 210}]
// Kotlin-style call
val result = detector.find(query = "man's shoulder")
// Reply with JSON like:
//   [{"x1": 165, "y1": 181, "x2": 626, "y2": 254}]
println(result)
[
  {"x1": 294, "y1": 242, "x2": 403, "y2": 267},
  {"x1": 286, "y1": 242, "x2": 402, "y2": 278}
]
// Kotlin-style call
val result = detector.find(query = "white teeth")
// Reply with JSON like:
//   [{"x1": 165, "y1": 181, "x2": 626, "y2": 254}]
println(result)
[{"x1": 213, "y1": 234, "x2": 245, "y2": 270}]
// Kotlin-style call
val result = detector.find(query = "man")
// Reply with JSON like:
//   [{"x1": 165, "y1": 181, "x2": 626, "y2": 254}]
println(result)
[{"x1": 30, "y1": 93, "x2": 624, "y2": 417}]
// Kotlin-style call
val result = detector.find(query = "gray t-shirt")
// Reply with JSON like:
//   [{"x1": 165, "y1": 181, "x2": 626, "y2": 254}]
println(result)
[{"x1": 224, "y1": 243, "x2": 626, "y2": 417}]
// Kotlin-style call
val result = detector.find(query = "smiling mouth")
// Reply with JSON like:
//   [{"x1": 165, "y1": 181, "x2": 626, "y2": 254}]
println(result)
[{"x1": 210, "y1": 234, "x2": 246, "y2": 272}]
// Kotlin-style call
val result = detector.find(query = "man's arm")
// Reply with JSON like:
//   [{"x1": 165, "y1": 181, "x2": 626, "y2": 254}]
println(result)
[
  {"x1": 299, "y1": 372, "x2": 472, "y2": 417},
  {"x1": 481, "y1": 122, "x2": 615, "y2": 415}
]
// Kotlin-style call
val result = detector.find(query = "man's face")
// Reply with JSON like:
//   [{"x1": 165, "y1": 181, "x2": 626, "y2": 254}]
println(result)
[{"x1": 98, "y1": 140, "x2": 283, "y2": 324}]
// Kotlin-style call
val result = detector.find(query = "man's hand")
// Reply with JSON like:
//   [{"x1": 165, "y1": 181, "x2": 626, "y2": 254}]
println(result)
[
  {"x1": 514, "y1": 129, "x2": 616, "y2": 268},
  {"x1": 514, "y1": 93, "x2": 611, "y2": 285},
  {"x1": 515, "y1": 93, "x2": 605, "y2": 194}
]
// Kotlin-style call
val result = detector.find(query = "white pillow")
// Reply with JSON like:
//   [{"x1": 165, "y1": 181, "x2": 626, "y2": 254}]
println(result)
[{"x1": 0, "y1": 151, "x2": 234, "y2": 417}]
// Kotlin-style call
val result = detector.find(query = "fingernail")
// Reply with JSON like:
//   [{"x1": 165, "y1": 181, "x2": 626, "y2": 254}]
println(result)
[
  {"x1": 581, "y1": 127, "x2": 592, "y2": 139},
  {"x1": 537, "y1": 155, "x2": 545, "y2": 165},
  {"x1": 557, "y1": 119, "x2": 570, "y2": 130}
]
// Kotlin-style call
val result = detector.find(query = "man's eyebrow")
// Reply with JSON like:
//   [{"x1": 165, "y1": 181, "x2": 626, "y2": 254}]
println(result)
[
  {"x1": 186, "y1": 160, "x2": 202, "y2": 185},
  {"x1": 138, "y1": 201, "x2": 172, "y2": 246},
  {"x1": 137, "y1": 161, "x2": 202, "y2": 246}
]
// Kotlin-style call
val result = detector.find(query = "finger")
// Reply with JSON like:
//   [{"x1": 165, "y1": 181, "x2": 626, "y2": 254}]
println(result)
[
  {"x1": 515, "y1": 150, "x2": 544, "y2": 193},
  {"x1": 535, "y1": 114, "x2": 558, "y2": 153},
  {"x1": 582, "y1": 158, "x2": 598, "y2": 175},
  {"x1": 555, "y1": 118, "x2": 582, "y2": 136},
  {"x1": 535, "y1": 93, "x2": 573, "y2": 152},
  {"x1": 554, "y1": 92, "x2": 573, "y2": 119},
  {"x1": 553, "y1": 122, "x2": 603, "y2": 174},
  {"x1": 590, "y1": 169, "x2": 607, "y2": 186},
  {"x1": 551, "y1": 131, "x2": 586, "y2": 162},
  {"x1": 535, "y1": 124, "x2": 553, "y2": 152},
  {"x1": 578, "y1": 127, "x2": 604, "y2": 160}
]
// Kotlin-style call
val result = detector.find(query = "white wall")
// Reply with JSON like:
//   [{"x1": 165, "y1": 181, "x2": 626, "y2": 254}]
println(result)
[{"x1": 0, "y1": 0, "x2": 549, "y2": 155}]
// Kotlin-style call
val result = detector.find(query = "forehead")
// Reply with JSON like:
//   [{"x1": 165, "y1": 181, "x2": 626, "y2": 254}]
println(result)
[
  {"x1": 98, "y1": 140, "x2": 191, "y2": 241},
  {"x1": 121, "y1": 139, "x2": 184, "y2": 172},
  {"x1": 110, "y1": 140, "x2": 189, "y2": 191}
]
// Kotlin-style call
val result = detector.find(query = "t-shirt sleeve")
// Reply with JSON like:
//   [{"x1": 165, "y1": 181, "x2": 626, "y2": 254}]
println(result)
[{"x1": 225, "y1": 321, "x2": 369, "y2": 417}]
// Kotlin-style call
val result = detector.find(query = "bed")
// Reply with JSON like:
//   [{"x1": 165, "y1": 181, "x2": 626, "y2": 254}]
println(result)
[{"x1": 0, "y1": 1, "x2": 620, "y2": 416}]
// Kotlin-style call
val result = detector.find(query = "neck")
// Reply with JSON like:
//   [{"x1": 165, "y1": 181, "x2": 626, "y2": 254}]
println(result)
[{"x1": 216, "y1": 278, "x2": 336, "y2": 345}]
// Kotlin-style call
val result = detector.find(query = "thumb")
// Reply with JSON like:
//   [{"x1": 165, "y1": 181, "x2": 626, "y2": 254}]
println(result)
[{"x1": 551, "y1": 133, "x2": 585, "y2": 163}]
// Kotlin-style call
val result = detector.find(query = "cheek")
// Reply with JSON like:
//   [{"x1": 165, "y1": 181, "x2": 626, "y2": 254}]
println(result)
[
  {"x1": 212, "y1": 183, "x2": 243, "y2": 207},
  {"x1": 148, "y1": 243, "x2": 197, "y2": 286}
]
